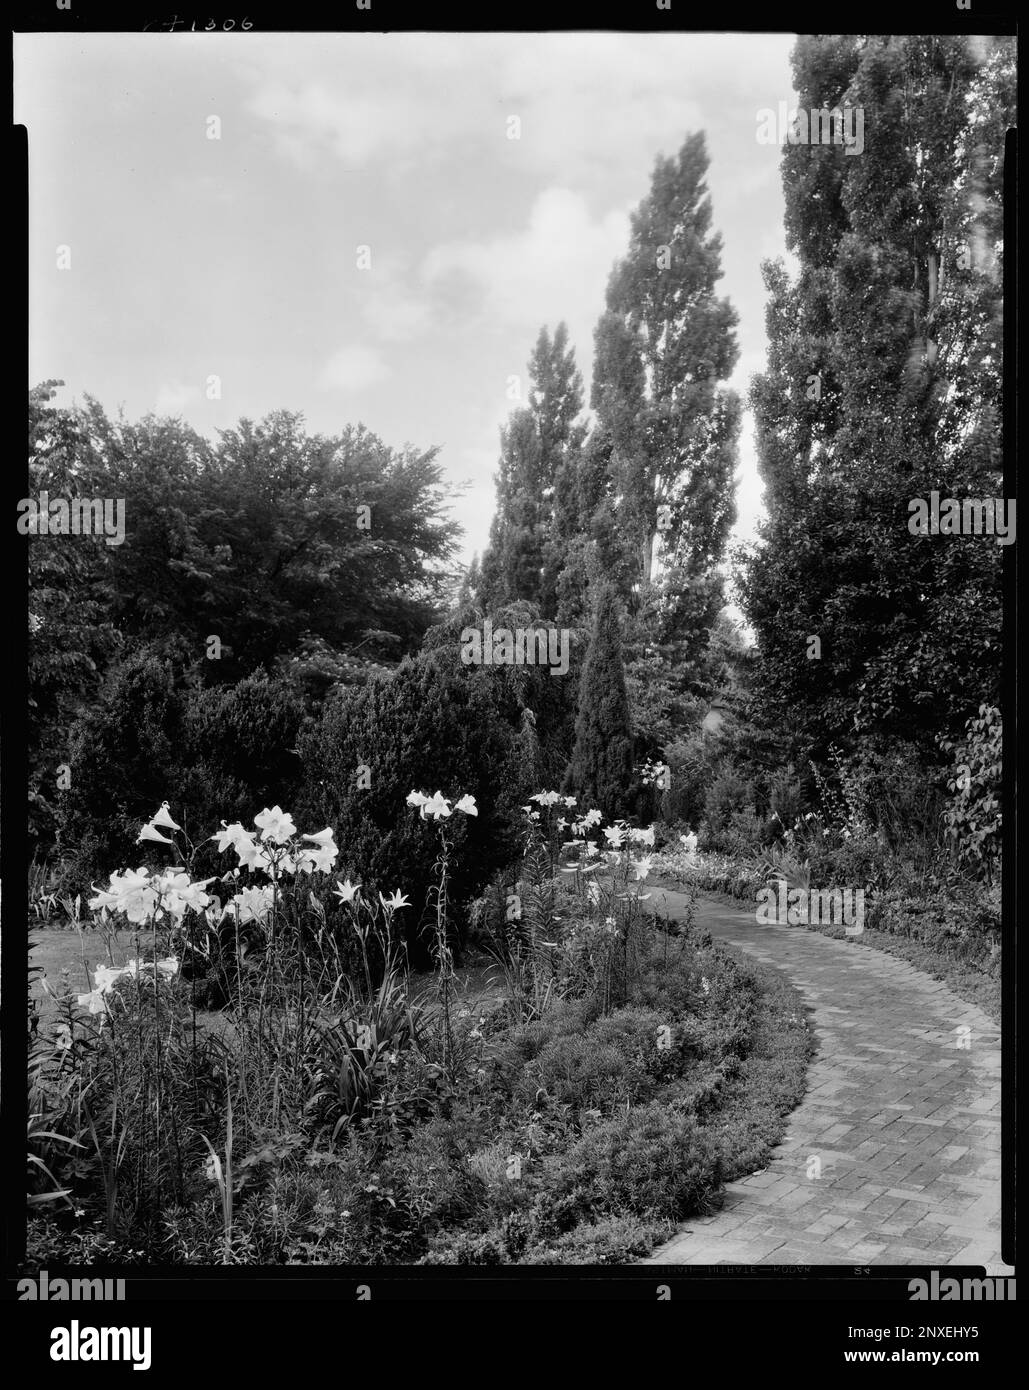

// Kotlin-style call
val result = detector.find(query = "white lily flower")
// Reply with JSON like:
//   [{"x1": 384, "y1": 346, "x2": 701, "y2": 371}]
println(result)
[
  {"x1": 138, "y1": 823, "x2": 175, "y2": 846},
  {"x1": 333, "y1": 878, "x2": 361, "y2": 904},
  {"x1": 77, "y1": 989, "x2": 108, "y2": 1016},
  {"x1": 254, "y1": 805, "x2": 297, "y2": 844},
  {"x1": 212, "y1": 821, "x2": 251, "y2": 854},
  {"x1": 421, "y1": 791, "x2": 452, "y2": 820}
]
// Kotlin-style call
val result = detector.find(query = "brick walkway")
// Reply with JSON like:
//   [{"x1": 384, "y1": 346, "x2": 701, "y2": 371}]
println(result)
[{"x1": 640, "y1": 886, "x2": 1008, "y2": 1269}]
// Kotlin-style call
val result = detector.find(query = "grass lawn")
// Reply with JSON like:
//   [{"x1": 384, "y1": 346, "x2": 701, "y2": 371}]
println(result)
[
  {"x1": 30, "y1": 928, "x2": 508, "y2": 1025},
  {"x1": 29, "y1": 927, "x2": 128, "y2": 1008}
]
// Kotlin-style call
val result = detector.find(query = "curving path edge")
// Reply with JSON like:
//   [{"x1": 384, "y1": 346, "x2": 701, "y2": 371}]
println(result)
[{"x1": 639, "y1": 886, "x2": 1008, "y2": 1270}]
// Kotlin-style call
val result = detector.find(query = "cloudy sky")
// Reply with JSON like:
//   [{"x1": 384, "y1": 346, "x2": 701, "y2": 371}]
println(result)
[{"x1": 17, "y1": 32, "x2": 798, "y2": 566}]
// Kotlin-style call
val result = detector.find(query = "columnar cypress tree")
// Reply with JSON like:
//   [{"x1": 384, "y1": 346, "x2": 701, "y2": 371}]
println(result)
[
  {"x1": 739, "y1": 34, "x2": 1012, "y2": 751},
  {"x1": 564, "y1": 584, "x2": 634, "y2": 819}
]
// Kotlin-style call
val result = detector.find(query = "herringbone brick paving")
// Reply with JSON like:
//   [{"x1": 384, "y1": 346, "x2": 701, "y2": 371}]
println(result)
[{"x1": 639, "y1": 887, "x2": 1008, "y2": 1269}]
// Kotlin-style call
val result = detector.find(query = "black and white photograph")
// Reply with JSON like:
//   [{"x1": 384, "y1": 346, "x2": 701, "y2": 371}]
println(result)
[{"x1": 9, "y1": 8, "x2": 1018, "y2": 1337}]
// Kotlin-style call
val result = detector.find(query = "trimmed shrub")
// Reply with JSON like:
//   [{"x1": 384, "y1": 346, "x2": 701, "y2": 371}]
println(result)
[
  {"x1": 551, "y1": 1101, "x2": 723, "y2": 1222},
  {"x1": 295, "y1": 651, "x2": 532, "y2": 964},
  {"x1": 56, "y1": 647, "x2": 305, "y2": 888},
  {"x1": 531, "y1": 1033, "x2": 639, "y2": 1112},
  {"x1": 56, "y1": 644, "x2": 188, "y2": 884}
]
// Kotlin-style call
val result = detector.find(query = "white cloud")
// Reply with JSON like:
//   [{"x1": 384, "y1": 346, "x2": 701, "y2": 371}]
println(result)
[
  {"x1": 154, "y1": 380, "x2": 199, "y2": 415},
  {"x1": 352, "y1": 252, "x2": 434, "y2": 345},
  {"x1": 239, "y1": 33, "x2": 792, "y2": 190},
  {"x1": 317, "y1": 344, "x2": 390, "y2": 392},
  {"x1": 248, "y1": 81, "x2": 437, "y2": 172},
  {"x1": 373, "y1": 290, "x2": 432, "y2": 345},
  {"x1": 422, "y1": 188, "x2": 629, "y2": 369}
]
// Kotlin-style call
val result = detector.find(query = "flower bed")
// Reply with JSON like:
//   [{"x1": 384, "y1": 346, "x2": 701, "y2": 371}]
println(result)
[{"x1": 26, "y1": 792, "x2": 813, "y2": 1267}]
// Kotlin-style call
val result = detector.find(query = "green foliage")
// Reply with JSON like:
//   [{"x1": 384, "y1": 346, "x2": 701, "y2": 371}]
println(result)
[
  {"x1": 423, "y1": 600, "x2": 581, "y2": 790},
  {"x1": 867, "y1": 886, "x2": 1001, "y2": 975},
  {"x1": 55, "y1": 648, "x2": 305, "y2": 888},
  {"x1": 529, "y1": 1028, "x2": 645, "y2": 1112},
  {"x1": 295, "y1": 651, "x2": 528, "y2": 961},
  {"x1": 703, "y1": 764, "x2": 755, "y2": 838},
  {"x1": 695, "y1": 756, "x2": 780, "y2": 855},
  {"x1": 564, "y1": 585, "x2": 635, "y2": 819},
  {"x1": 26, "y1": 861, "x2": 814, "y2": 1268},
  {"x1": 273, "y1": 632, "x2": 399, "y2": 715},
  {"x1": 739, "y1": 35, "x2": 1012, "y2": 749},
  {"x1": 28, "y1": 388, "x2": 460, "y2": 856},
  {"x1": 56, "y1": 645, "x2": 187, "y2": 883},
  {"x1": 938, "y1": 704, "x2": 1002, "y2": 881},
  {"x1": 35, "y1": 964, "x2": 229, "y2": 1241},
  {"x1": 478, "y1": 323, "x2": 587, "y2": 618},
  {"x1": 840, "y1": 739, "x2": 943, "y2": 850},
  {"x1": 25, "y1": 1217, "x2": 144, "y2": 1268},
  {"x1": 177, "y1": 672, "x2": 308, "y2": 866},
  {"x1": 524, "y1": 1212, "x2": 675, "y2": 1265},
  {"x1": 659, "y1": 735, "x2": 715, "y2": 828},
  {"x1": 586, "y1": 132, "x2": 741, "y2": 690},
  {"x1": 28, "y1": 383, "x2": 121, "y2": 848},
  {"x1": 551, "y1": 1101, "x2": 722, "y2": 1223},
  {"x1": 68, "y1": 401, "x2": 458, "y2": 678},
  {"x1": 718, "y1": 805, "x2": 774, "y2": 859}
]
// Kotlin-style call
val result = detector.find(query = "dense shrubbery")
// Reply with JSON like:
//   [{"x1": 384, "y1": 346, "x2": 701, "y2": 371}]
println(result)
[
  {"x1": 26, "y1": 785, "x2": 812, "y2": 1268},
  {"x1": 296, "y1": 654, "x2": 532, "y2": 964},
  {"x1": 422, "y1": 600, "x2": 581, "y2": 792},
  {"x1": 651, "y1": 730, "x2": 1003, "y2": 993},
  {"x1": 938, "y1": 705, "x2": 1003, "y2": 883},
  {"x1": 659, "y1": 736, "x2": 715, "y2": 828},
  {"x1": 54, "y1": 647, "x2": 306, "y2": 891},
  {"x1": 27, "y1": 388, "x2": 463, "y2": 864}
]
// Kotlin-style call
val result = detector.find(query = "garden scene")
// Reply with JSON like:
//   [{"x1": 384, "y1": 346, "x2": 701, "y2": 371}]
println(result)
[{"x1": 21, "y1": 32, "x2": 1010, "y2": 1270}]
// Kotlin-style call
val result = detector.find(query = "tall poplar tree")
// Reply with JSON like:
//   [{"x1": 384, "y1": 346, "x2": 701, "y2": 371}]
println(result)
[
  {"x1": 479, "y1": 324, "x2": 585, "y2": 615},
  {"x1": 739, "y1": 34, "x2": 1013, "y2": 751},
  {"x1": 590, "y1": 131, "x2": 741, "y2": 664}
]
